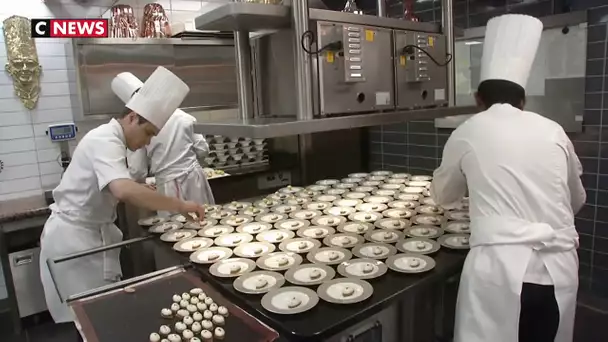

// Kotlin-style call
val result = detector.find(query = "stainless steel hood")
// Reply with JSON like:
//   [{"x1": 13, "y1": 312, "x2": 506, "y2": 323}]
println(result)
[{"x1": 192, "y1": 106, "x2": 478, "y2": 138}]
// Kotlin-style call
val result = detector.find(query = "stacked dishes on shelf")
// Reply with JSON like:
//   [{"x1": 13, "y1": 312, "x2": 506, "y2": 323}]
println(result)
[
  {"x1": 204, "y1": 135, "x2": 268, "y2": 170},
  {"x1": 139, "y1": 171, "x2": 470, "y2": 315}
]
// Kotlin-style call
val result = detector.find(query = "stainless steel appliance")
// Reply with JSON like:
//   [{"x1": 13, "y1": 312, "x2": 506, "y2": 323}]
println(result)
[
  {"x1": 9, "y1": 247, "x2": 47, "y2": 317},
  {"x1": 394, "y1": 31, "x2": 449, "y2": 109}
]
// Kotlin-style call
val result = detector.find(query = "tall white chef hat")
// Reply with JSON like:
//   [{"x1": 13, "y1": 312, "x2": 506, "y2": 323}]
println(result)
[
  {"x1": 125, "y1": 66, "x2": 189, "y2": 130},
  {"x1": 111, "y1": 72, "x2": 143, "y2": 104},
  {"x1": 479, "y1": 14, "x2": 543, "y2": 89}
]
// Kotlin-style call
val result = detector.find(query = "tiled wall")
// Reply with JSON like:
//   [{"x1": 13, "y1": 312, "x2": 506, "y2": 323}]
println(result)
[
  {"x1": 0, "y1": 0, "x2": 222, "y2": 201},
  {"x1": 370, "y1": 0, "x2": 608, "y2": 297}
]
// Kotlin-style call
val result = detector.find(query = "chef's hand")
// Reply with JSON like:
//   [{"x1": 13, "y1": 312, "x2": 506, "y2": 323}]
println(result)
[
  {"x1": 144, "y1": 184, "x2": 156, "y2": 191},
  {"x1": 179, "y1": 201, "x2": 206, "y2": 221}
]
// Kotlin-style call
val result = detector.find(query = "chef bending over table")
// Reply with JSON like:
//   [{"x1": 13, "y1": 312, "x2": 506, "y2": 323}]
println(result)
[
  {"x1": 430, "y1": 14, "x2": 586, "y2": 342},
  {"x1": 39, "y1": 66, "x2": 207, "y2": 329},
  {"x1": 112, "y1": 72, "x2": 215, "y2": 217}
]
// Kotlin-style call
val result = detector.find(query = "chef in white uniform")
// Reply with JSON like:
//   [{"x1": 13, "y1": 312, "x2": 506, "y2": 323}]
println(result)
[
  {"x1": 39, "y1": 66, "x2": 206, "y2": 324},
  {"x1": 111, "y1": 72, "x2": 215, "y2": 217},
  {"x1": 431, "y1": 14, "x2": 586, "y2": 342}
]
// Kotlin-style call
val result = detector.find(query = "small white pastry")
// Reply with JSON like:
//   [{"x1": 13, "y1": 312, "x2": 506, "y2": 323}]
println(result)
[
  {"x1": 182, "y1": 330, "x2": 194, "y2": 340},
  {"x1": 209, "y1": 303, "x2": 218, "y2": 313},
  {"x1": 150, "y1": 332, "x2": 161, "y2": 342},
  {"x1": 212, "y1": 315, "x2": 225, "y2": 326},
  {"x1": 187, "y1": 304, "x2": 198, "y2": 313},
  {"x1": 214, "y1": 327, "x2": 225, "y2": 340},
  {"x1": 201, "y1": 330, "x2": 212, "y2": 342},
  {"x1": 218, "y1": 306, "x2": 229, "y2": 317},
  {"x1": 173, "y1": 294, "x2": 182, "y2": 303},
  {"x1": 190, "y1": 338, "x2": 201, "y2": 342},
  {"x1": 192, "y1": 312, "x2": 203, "y2": 322},
  {"x1": 181, "y1": 293, "x2": 191, "y2": 301},
  {"x1": 191, "y1": 322, "x2": 202, "y2": 333},
  {"x1": 201, "y1": 320, "x2": 213, "y2": 331},
  {"x1": 161, "y1": 339, "x2": 170, "y2": 342},
  {"x1": 171, "y1": 303, "x2": 180, "y2": 313},
  {"x1": 190, "y1": 288, "x2": 203, "y2": 296},
  {"x1": 168, "y1": 334, "x2": 181, "y2": 342},
  {"x1": 161, "y1": 308, "x2": 173, "y2": 318},
  {"x1": 190, "y1": 297, "x2": 200, "y2": 305},
  {"x1": 203, "y1": 310, "x2": 213, "y2": 320},
  {"x1": 198, "y1": 293, "x2": 207, "y2": 301},
  {"x1": 183, "y1": 316, "x2": 194, "y2": 326},
  {"x1": 204, "y1": 297, "x2": 214, "y2": 306},
  {"x1": 175, "y1": 322, "x2": 187, "y2": 333},
  {"x1": 177, "y1": 309, "x2": 190, "y2": 318},
  {"x1": 159, "y1": 325, "x2": 171, "y2": 336},
  {"x1": 196, "y1": 302, "x2": 207, "y2": 312},
  {"x1": 180, "y1": 300, "x2": 189, "y2": 309}
]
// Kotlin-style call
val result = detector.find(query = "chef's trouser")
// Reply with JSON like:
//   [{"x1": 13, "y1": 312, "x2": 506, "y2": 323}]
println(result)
[{"x1": 519, "y1": 283, "x2": 560, "y2": 342}]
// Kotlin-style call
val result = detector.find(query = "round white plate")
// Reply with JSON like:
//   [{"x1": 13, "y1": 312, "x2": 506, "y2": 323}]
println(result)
[
  {"x1": 343, "y1": 192, "x2": 368, "y2": 200},
  {"x1": 236, "y1": 222, "x2": 273, "y2": 235},
  {"x1": 364, "y1": 229, "x2": 403, "y2": 244},
  {"x1": 355, "y1": 202, "x2": 388, "y2": 213},
  {"x1": 190, "y1": 247, "x2": 233, "y2": 264},
  {"x1": 442, "y1": 221, "x2": 470, "y2": 234},
  {"x1": 172, "y1": 237, "x2": 214, "y2": 252},
  {"x1": 316, "y1": 179, "x2": 340, "y2": 186},
  {"x1": 445, "y1": 210, "x2": 470, "y2": 221},
  {"x1": 324, "y1": 206, "x2": 357, "y2": 217},
  {"x1": 303, "y1": 202, "x2": 332, "y2": 211},
  {"x1": 348, "y1": 172, "x2": 369, "y2": 178},
  {"x1": 148, "y1": 222, "x2": 183, "y2": 234},
  {"x1": 256, "y1": 252, "x2": 303, "y2": 271},
  {"x1": 326, "y1": 188, "x2": 348, "y2": 196},
  {"x1": 220, "y1": 215, "x2": 254, "y2": 227},
  {"x1": 138, "y1": 216, "x2": 167, "y2": 227},
  {"x1": 420, "y1": 197, "x2": 436, "y2": 206},
  {"x1": 386, "y1": 253, "x2": 436, "y2": 273},
  {"x1": 410, "y1": 175, "x2": 432, "y2": 181},
  {"x1": 255, "y1": 229, "x2": 295, "y2": 244},
  {"x1": 395, "y1": 193, "x2": 422, "y2": 201},
  {"x1": 438, "y1": 233, "x2": 471, "y2": 249},
  {"x1": 274, "y1": 219, "x2": 310, "y2": 231},
  {"x1": 411, "y1": 214, "x2": 446, "y2": 226},
  {"x1": 404, "y1": 225, "x2": 444, "y2": 239},
  {"x1": 208, "y1": 210, "x2": 237, "y2": 220},
  {"x1": 337, "y1": 222, "x2": 374, "y2": 235},
  {"x1": 256, "y1": 213, "x2": 288, "y2": 224},
  {"x1": 223, "y1": 201, "x2": 253, "y2": 211},
  {"x1": 407, "y1": 180, "x2": 431, "y2": 188},
  {"x1": 391, "y1": 173, "x2": 411, "y2": 179},
  {"x1": 261, "y1": 286, "x2": 319, "y2": 314},
  {"x1": 233, "y1": 242, "x2": 276, "y2": 258},
  {"x1": 323, "y1": 233, "x2": 365, "y2": 249},
  {"x1": 317, "y1": 278, "x2": 373, "y2": 304},
  {"x1": 278, "y1": 186, "x2": 304, "y2": 194},
  {"x1": 306, "y1": 247, "x2": 352, "y2": 265},
  {"x1": 314, "y1": 194, "x2": 339, "y2": 203},
  {"x1": 183, "y1": 219, "x2": 218, "y2": 230},
  {"x1": 284, "y1": 264, "x2": 335, "y2": 286},
  {"x1": 286, "y1": 198, "x2": 311, "y2": 206},
  {"x1": 352, "y1": 243, "x2": 397, "y2": 260},
  {"x1": 271, "y1": 204, "x2": 301, "y2": 214},
  {"x1": 354, "y1": 186, "x2": 376, "y2": 193},
  {"x1": 337, "y1": 258, "x2": 388, "y2": 280},
  {"x1": 333, "y1": 198, "x2": 362, "y2": 208},
  {"x1": 254, "y1": 198, "x2": 281, "y2": 208},
  {"x1": 209, "y1": 258, "x2": 256, "y2": 278},
  {"x1": 160, "y1": 229, "x2": 197, "y2": 242},
  {"x1": 311, "y1": 215, "x2": 346, "y2": 227},
  {"x1": 388, "y1": 200, "x2": 419, "y2": 210},
  {"x1": 374, "y1": 218, "x2": 411, "y2": 230},
  {"x1": 335, "y1": 183, "x2": 356, "y2": 190},
  {"x1": 289, "y1": 210, "x2": 323, "y2": 220},
  {"x1": 279, "y1": 238, "x2": 322, "y2": 254},
  {"x1": 363, "y1": 196, "x2": 392, "y2": 204},
  {"x1": 415, "y1": 205, "x2": 444, "y2": 216},
  {"x1": 241, "y1": 206, "x2": 268, "y2": 217},
  {"x1": 296, "y1": 226, "x2": 335, "y2": 239},
  {"x1": 214, "y1": 233, "x2": 254, "y2": 248},
  {"x1": 348, "y1": 211, "x2": 383, "y2": 224},
  {"x1": 382, "y1": 208, "x2": 415, "y2": 219},
  {"x1": 197, "y1": 225, "x2": 234, "y2": 238},
  {"x1": 307, "y1": 184, "x2": 330, "y2": 192},
  {"x1": 373, "y1": 189, "x2": 399, "y2": 197},
  {"x1": 342, "y1": 177, "x2": 364, "y2": 184},
  {"x1": 370, "y1": 170, "x2": 393, "y2": 177},
  {"x1": 234, "y1": 271, "x2": 285, "y2": 294},
  {"x1": 395, "y1": 238, "x2": 441, "y2": 255}
]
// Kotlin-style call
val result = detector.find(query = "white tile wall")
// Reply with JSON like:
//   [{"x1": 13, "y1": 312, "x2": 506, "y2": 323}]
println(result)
[{"x1": 0, "y1": 1, "x2": 213, "y2": 200}]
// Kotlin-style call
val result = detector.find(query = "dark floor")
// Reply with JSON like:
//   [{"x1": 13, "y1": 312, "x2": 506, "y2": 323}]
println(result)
[{"x1": 1, "y1": 299, "x2": 606, "y2": 342}]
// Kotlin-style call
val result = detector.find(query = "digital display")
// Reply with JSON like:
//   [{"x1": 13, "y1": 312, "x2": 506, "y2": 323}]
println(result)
[{"x1": 51, "y1": 126, "x2": 73, "y2": 135}]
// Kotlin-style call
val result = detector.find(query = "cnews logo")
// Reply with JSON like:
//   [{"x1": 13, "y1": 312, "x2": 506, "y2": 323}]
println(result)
[{"x1": 31, "y1": 19, "x2": 109, "y2": 38}]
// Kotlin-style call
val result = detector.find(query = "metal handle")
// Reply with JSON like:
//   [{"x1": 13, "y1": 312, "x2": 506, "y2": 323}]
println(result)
[
  {"x1": 46, "y1": 235, "x2": 155, "y2": 303},
  {"x1": 13, "y1": 253, "x2": 33, "y2": 266}
]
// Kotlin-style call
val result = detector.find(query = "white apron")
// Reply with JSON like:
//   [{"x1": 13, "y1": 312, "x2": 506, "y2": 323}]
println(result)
[
  {"x1": 454, "y1": 216, "x2": 579, "y2": 342},
  {"x1": 39, "y1": 209, "x2": 123, "y2": 323},
  {"x1": 156, "y1": 162, "x2": 215, "y2": 217}
]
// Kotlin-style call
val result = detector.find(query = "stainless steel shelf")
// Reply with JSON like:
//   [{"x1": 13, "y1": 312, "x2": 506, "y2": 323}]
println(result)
[
  {"x1": 194, "y1": 3, "x2": 440, "y2": 33},
  {"x1": 193, "y1": 106, "x2": 478, "y2": 138}
]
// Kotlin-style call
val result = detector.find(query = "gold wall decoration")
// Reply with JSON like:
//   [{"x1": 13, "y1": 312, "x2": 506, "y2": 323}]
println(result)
[{"x1": 3, "y1": 15, "x2": 41, "y2": 110}]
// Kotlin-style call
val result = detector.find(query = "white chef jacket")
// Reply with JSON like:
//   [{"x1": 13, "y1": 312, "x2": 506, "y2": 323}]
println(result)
[
  {"x1": 127, "y1": 109, "x2": 209, "y2": 184},
  {"x1": 40, "y1": 118, "x2": 129, "y2": 323},
  {"x1": 432, "y1": 103, "x2": 586, "y2": 284}
]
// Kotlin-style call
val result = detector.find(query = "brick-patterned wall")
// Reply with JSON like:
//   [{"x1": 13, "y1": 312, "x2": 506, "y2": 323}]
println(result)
[{"x1": 369, "y1": 0, "x2": 608, "y2": 297}]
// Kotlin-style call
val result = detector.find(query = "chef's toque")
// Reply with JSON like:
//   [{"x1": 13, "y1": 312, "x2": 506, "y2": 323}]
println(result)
[
  {"x1": 126, "y1": 66, "x2": 189, "y2": 130},
  {"x1": 111, "y1": 72, "x2": 143, "y2": 103},
  {"x1": 479, "y1": 14, "x2": 543, "y2": 89}
]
